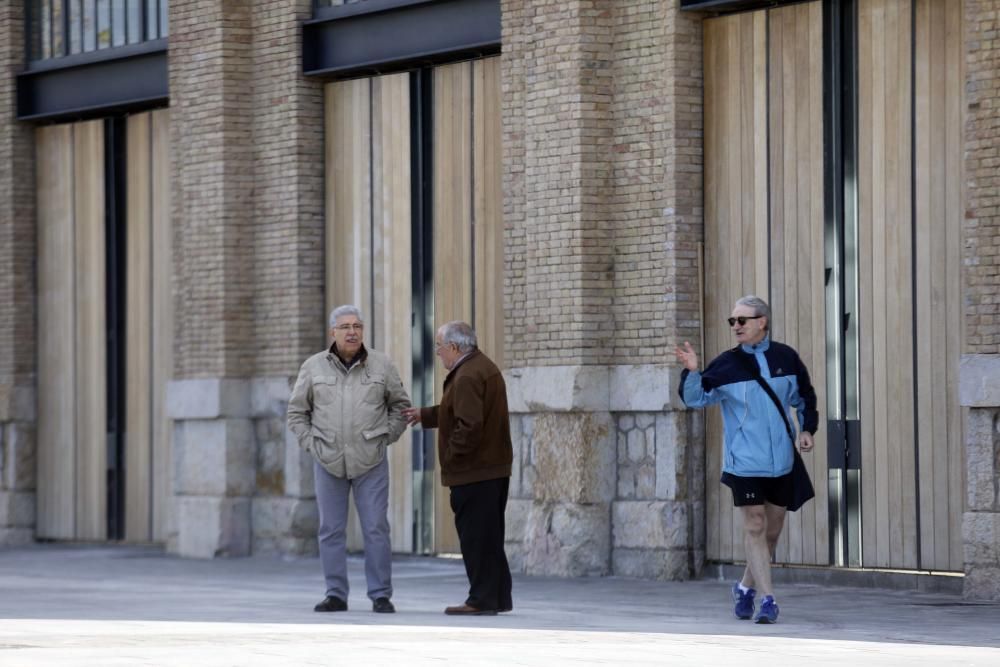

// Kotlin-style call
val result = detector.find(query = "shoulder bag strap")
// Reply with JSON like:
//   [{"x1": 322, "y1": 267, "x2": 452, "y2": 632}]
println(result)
[{"x1": 730, "y1": 347, "x2": 796, "y2": 445}]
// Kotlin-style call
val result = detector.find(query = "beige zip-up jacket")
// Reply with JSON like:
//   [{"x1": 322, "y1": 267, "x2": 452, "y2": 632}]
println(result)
[{"x1": 287, "y1": 345, "x2": 410, "y2": 479}]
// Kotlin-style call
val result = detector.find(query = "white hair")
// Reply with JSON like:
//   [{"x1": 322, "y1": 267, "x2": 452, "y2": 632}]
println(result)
[
  {"x1": 439, "y1": 321, "x2": 477, "y2": 353},
  {"x1": 735, "y1": 295, "x2": 771, "y2": 329},
  {"x1": 329, "y1": 304, "x2": 363, "y2": 328}
]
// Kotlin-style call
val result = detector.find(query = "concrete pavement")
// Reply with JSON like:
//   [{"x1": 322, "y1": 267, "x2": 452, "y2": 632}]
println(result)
[{"x1": 0, "y1": 544, "x2": 998, "y2": 666}]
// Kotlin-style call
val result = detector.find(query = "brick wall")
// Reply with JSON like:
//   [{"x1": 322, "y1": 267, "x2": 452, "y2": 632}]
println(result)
[
  {"x1": 250, "y1": 0, "x2": 326, "y2": 375},
  {"x1": 504, "y1": 0, "x2": 615, "y2": 367},
  {"x1": 169, "y1": 0, "x2": 255, "y2": 379},
  {"x1": 503, "y1": 1, "x2": 703, "y2": 368},
  {"x1": 610, "y1": 1, "x2": 703, "y2": 363},
  {"x1": 0, "y1": 0, "x2": 37, "y2": 546},
  {"x1": 501, "y1": 0, "x2": 526, "y2": 369},
  {"x1": 965, "y1": 0, "x2": 1000, "y2": 352},
  {"x1": 662, "y1": 8, "x2": 704, "y2": 353},
  {"x1": 0, "y1": 0, "x2": 35, "y2": 394}
]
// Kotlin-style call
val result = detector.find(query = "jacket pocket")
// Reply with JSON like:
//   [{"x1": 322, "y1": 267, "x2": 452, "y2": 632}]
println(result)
[
  {"x1": 728, "y1": 428, "x2": 773, "y2": 475},
  {"x1": 313, "y1": 433, "x2": 344, "y2": 470},
  {"x1": 359, "y1": 426, "x2": 389, "y2": 467},
  {"x1": 361, "y1": 373, "x2": 386, "y2": 405},
  {"x1": 313, "y1": 375, "x2": 339, "y2": 405}
]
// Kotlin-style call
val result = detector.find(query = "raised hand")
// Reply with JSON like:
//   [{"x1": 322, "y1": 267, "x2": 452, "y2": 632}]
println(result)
[{"x1": 674, "y1": 341, "x2": 699, "y2": 372}]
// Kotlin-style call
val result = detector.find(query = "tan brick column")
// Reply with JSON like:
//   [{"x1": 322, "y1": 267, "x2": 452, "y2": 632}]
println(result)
[
  {"x1": 0, "y1": 1, "x2": 37, "y2": 545},
  {"x1": 502, "y1": 0, "x2": 705, "y2": 579},
  {"x1": 247, "y1": 0, "x2": 324, "y2": 557},
  {"x1": 167, "y1": 0, "x2": 256, "y2": 557},
  {"x1": 960, "y1": 0, "x2": 1000, "y2": 602},
  {"x1": 167, "y1": 0, "x2": 325, "y2": 558}
]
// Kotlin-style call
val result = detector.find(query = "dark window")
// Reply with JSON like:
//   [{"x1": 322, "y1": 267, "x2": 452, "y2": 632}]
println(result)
[{"x1": 26, "y1": 0, "x2": 169, "y2": 62}]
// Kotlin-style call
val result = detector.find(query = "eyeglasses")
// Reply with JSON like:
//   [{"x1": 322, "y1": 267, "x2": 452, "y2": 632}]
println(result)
[
  {"x1": 728, "y1": 315, "x2": 763, "y2": 327},
  {"x1": 334, "y1": 324, "x2": 364, "y2": 332},
  {"x1": 434, "y1": 341, "x2": 451, "y2": 351}
]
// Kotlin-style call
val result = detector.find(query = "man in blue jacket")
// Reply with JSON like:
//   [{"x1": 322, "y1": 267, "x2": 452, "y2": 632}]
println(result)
[{"x1": 675, "y1": 295, "x2": 817, "y2": 624}]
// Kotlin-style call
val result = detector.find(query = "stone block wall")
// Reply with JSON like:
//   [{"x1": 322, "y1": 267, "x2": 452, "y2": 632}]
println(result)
[
  {"x1": 167, "y1": 378, "x2": 318, "y2": 558},
  {"x1": 960, "y1": 357, "x2": 1000, "y2": 600},
  {"x1": 0, "y1": 0, "x2": 37, "y2": 546},
  {"x1": 504, "y1": 366, "x2": 704, "y2": 580}
]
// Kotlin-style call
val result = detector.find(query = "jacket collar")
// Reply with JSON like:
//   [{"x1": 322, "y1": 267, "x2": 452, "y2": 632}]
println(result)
[
  {"x1": 740, "y1": 335, "x2": 770, "y2": 355},
  {"x1": 445, "y1": 348, "x2": 480, "y2": 381},
  {"x1": 328, "y1": 343, "x2": 368, "y2": 370}
]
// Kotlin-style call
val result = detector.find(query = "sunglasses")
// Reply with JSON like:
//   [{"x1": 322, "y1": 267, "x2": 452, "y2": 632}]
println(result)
[{"x1": 728, "y1": 315, "x2": 763, "y2": 327}]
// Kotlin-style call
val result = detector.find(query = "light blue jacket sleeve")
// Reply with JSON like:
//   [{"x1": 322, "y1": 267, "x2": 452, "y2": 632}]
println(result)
[{"x1": 680, "y1": 369, "x2": 724, "y2": 408}]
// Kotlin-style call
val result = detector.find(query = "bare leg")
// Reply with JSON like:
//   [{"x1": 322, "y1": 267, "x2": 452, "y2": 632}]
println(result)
[
  {"x1": 740, "y1": 505, "x2": 772, "y2": 596},
  {"x1": 740, "y1": 502, "x2": 786, "y2": 591}
]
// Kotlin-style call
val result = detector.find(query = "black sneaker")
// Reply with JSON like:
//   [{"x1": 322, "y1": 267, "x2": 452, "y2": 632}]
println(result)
[
  {"x1": 314, "y1": 596, "x2": 348, "y2": 612},
  {"x1": 372, "y1": 597, "x2": 395, "y2": 613}
]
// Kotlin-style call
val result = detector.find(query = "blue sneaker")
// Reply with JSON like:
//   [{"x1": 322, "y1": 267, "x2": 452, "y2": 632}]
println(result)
[
  {"x1": 754, "y1": 595, "x2": 779, "y2": 624},
  {"x1": 731, "y1": 581, "x2": 756, "y2": 620}
]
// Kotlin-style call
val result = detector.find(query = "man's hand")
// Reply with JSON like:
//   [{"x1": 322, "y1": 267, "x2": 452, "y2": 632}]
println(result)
[
  {"x1": 402, "y1": 407, "x2": 422, "y2": 426},
  {"x1": 674, "y1": 341, "x2": 699, "y2": 372},
  {"x1": 797, "y1": 431, "x2": 814, "y2": 453}
]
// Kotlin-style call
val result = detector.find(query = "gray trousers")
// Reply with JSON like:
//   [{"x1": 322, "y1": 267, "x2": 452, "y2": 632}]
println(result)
[{"x1": 314, "y1": 456, "x2": 392, "y2": 601}]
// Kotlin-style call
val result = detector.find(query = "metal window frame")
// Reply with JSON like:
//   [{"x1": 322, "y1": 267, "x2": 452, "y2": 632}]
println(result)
[
  {"x1": 16, "y1": 38, "x2": 167, "y2": 121},
  {"x1": 303, "y1": 0, "x2": 500, "y2": 79}
]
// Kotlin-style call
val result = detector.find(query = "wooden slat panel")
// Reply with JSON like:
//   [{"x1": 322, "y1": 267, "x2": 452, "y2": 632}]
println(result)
[
  {"x1": 36, "y1": 124, "x2": 77, "y2": 540},
  {"x1": 914, "y1": 0, "x2": 964, "y2": 572},
  {"x1": 703, "y1": 17, "x2": 723, "y2": 563},
  {"x1": 473, "y1": 57, "x2": 504, "y2": 370},
  {"x1": 432, "y1": 61, "x2": 473, "y2": 554},
  {"x1": 858, "y1": 0, "x2": 916, "y2": 569},
  {"x1": 767, "y1": 1, "x2": 828, "y2": 567},
  {"x1": 722, "y1": 13, "x2": 742, "y2": 564},
  {"x1": 372, "y1": 72, "x2": 414, "y2": 553},
  {"x1": 326, "y1": 78, "x2": 374, "y2": 552},
  {"x1": 150, "y1": 108, "x2": 174, "y2": 542},
  {"x1": 73, "y1": 119, "x2": 107, "y2": 541},
  {"x1": 703, "y1": 11, "x2": 768, "y2": 564},
  {"x1": 769, "y1": 5, "x2": 794, "y2": 562},
  {"x1": 890, "y1": 0, "x2": 917, "y2": 570},
  {"x1": 125, "y1": 112, "x2": 153, "y2": 542},
  {"x1": 943, "y1": 0, "x2": 965, "y2": 571},
  {"x1": 325, "y1": 79, "x2": 373, "y2": 316},
  {"x1": 857, "y1": 0, "x2": 878, "y2": 568},
  {"x1": 805, "y1": 0, "x2": 829, "y2": 565},
  {"x1": 913, "y1": 0, "x2": 935, "y2": 570}
]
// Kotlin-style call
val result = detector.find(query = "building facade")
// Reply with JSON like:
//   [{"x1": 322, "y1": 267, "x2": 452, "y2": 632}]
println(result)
[{"x1": 1, "y1": 0, "x2": 998, "y2": 600}]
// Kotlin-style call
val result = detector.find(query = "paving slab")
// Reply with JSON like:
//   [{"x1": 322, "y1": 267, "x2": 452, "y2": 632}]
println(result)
[{"x1": 0, "y1": 544, "x2": 998, "y2": 666}]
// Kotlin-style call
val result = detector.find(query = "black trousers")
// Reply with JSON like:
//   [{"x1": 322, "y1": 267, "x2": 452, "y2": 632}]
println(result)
[{"x1": 449, "y1": 477, "x2": 513, "y2": 611}]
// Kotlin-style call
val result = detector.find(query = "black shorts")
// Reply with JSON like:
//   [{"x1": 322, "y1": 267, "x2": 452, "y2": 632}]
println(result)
[{"x1": 721, "y1": 472, "x2": 793, "y2": 508}]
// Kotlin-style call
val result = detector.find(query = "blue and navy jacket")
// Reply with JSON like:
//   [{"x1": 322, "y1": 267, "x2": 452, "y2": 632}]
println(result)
[{"x1": 678, "y1": 337, "x2": 818, "y2": 478}]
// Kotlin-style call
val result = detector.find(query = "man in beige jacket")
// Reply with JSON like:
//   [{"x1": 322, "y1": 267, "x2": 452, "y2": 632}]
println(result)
[{"x1": 287, "y1": 305, "x2": 410, "y2": 614}]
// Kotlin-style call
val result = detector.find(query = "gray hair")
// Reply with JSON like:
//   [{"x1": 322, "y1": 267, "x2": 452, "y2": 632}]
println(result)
[
  {"x1": 439, "y1": 321, "x2": 477, "y2": 353},
  {"x1": 329, "y1": 304, "x2": 363, "y2": 328},
  {"x1": 735, "y1": 295, "x2": 771, "y2": 329}
]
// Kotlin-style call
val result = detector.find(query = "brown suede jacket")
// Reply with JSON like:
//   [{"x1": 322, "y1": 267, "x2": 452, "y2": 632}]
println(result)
[{"x1": 420, "y1": 349, "x2": 512, "y2": 487}]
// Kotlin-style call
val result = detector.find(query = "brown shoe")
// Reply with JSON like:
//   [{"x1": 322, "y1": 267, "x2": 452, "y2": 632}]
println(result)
[{"x1": 444, "y1": 603, "x2": 497, "y2": 616}]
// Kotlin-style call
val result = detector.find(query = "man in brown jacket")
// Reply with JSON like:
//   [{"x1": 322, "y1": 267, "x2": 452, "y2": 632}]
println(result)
[{"x1": 403, "y1": 321, "x2": 513, "y2": 616}]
